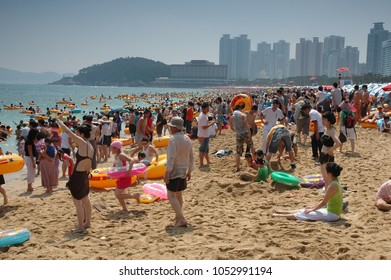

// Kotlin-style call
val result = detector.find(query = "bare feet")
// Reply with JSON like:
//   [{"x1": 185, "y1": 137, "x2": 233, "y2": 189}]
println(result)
[{"x1": 132, "y1": 193, "x2": 141, "y2": 203}]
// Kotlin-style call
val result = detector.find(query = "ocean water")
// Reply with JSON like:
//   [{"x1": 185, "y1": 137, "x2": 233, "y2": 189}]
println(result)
[{"x1": 0, "y1": 84, "x2": 203, "y2": 153}]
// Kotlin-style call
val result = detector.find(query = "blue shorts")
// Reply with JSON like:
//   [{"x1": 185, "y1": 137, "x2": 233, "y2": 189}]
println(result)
[
  {"x1": 268, "y1": 128, "x2": 292, "y2": 154},
  {"x1": 199, "y1": 137, "x2": 210, "y2": 153}
]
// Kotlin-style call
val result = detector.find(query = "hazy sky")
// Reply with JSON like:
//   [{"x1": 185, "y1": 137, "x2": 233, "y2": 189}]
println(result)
[{"x1": 1, "y1": 0, "x2": 390, "y2": 74}]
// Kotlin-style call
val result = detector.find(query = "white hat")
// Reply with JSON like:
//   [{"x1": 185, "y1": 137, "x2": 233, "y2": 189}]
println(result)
[{"x1": 168, "y1": 116, "x2": 184, "y2": 130}]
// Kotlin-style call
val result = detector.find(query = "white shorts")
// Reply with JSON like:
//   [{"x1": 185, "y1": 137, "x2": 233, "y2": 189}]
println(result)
[
  {"x1": 24, "y1": 156, "x2": 36, "y2": 184},
  {"x1": 341, "y1": 126, "x2": 356, "y2": 140},
  {"x1": 294, "y1": 208, "x2": 340, "y2": 222}
]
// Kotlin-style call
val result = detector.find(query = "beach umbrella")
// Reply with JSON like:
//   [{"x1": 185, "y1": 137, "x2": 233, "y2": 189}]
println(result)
[
  {"x1": 336, "y1": 67, "x2": 351, "y2": 72},
  {"x1": 382, "y1": 84, "x2": 391, "y2": 91},
  {"x1": 310, "y1": 76, "x2": 317, "y2": 81}
]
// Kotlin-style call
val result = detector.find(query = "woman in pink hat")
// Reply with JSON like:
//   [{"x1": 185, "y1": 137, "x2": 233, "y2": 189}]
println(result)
[{"x1": 110, "y1": 140, "x2": 140, "y2": 211}]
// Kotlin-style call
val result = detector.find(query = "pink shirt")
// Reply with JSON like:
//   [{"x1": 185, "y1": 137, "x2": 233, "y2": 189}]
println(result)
[{"x1": 376, "y1": 180, "x2": 391, "y2": 202}]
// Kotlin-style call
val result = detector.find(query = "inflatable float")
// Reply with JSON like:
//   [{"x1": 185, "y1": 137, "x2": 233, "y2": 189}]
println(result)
[
  {"x1": 70, "y1": 109, "x2": 82, "y2": 114},
  {"x1": 81, "y1": 102, "x2": 88, "y2": 106},
  {"x1": 113, "y1": 138, "x2": 133, "y2": 146},
  {"x1": 142, "y1": 182, "x2": 168, "y2": 200},
  {"x1": 0, "y1": 154, "x2": 25, "y2": 175},
  {"x1": 230, "y1": 94, "x2": 253, "y2": 112},
  {"x1": 255, "y1": 119, "x2": 264, "y2": 127},
  {"x1": 361, "y1": 121, "x2": 378, "y2": 129},
  {"x1": 139, "y1": 155, "x2": 167, "y2": 179},
  {"x1": 300, "y1": 174, "x2": 325, "y2": 188},
  {"x1": 124, "y1": 127, "x2": 131, "y2": 135},
  {"x1": 139, "y1": 194, "x2": 158, "y2": 204},
  {"x1": 0, "y1": 228, "x2": 31, "y2": 247},
  {"x1": 89, "y1": 168, "x2": 136, "y2": 189},
  {"x1": 107, "y1": 163, "x2": 147, "y2": 179},
  {"x1": 271, "y1": 171, "x2": 300, "y2": 187},
  {"x1": 152, "y1": 136, "x2": 170, "y2": 148}
]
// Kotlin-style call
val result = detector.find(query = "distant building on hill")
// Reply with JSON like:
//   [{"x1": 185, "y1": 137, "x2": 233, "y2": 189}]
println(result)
[{"x1": 153, "y1": 60, "x2": 228, "y2": 87}]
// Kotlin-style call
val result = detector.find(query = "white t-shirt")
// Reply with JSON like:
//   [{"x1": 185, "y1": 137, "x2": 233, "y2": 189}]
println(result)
[
  {"x1": 209, "y1": 123, "x2": 217, "y2": 137},
  {"x1": 60, "y1": 132, "x2": 71, "y2": 149},
  {"x1": 197, "y1": 112, "x2": 210, "y2": 138},
  {"x1": 317, "y1": 91, "x2": 326, "y2": 104},
  {"x1": 309, "y1": 109, "x2": 325, "y2": 133},
  {"x1": 261, "y1": 107, "x2": 284, "y2": 129}
]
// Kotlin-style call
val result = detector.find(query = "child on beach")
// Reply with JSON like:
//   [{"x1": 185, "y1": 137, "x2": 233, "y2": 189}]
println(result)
[
  {"x1": 58, "y1": 149, "x2": 75, "y2": 178},
  {"x1": 110, "y1": 140, "x2": 140, "y2": 212},
  {"x1": 272, "y1": 162, "x2": 343, "y2": 222}
]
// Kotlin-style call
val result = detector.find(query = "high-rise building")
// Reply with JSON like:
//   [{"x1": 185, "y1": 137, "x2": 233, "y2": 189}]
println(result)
[
  {"x1": 380, "y1": 39, "x2": 391, "y2": 76},
  {"x1": 323, "y1": 35, "x2": 345, "y2": 76},
  {"x1": 272, "y1": 40, "x2": 290, "y2": 79},
  {"x1": 219, "y1": 34, "x2": 250, "y2": 80},
  {"x1": 341, "y1": 46, "x2": 359, "y2": 76},
  {"x1": 235, "y1": 35, "x2": 251, "y2": 80},
  {"x1": 295, "y1": 38, "x2": 323, "y2": 77},
  {"x1": 249, "y1": 42, "x2": 272, "y2": 80},
  {"x1": 366, "y1": 22, "x2": 390, "y2": 74}
]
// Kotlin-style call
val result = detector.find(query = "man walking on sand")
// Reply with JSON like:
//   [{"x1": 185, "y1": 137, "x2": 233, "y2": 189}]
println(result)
[
  {"x1": 197, "y1": 102, "x2": 215, "y2": 168},
  {"x1": 164, "y1": 117, "x2": 194, "y2": 227},
  {"x1": 230, "y1": 105, "x2": 255, "y2": 172}
]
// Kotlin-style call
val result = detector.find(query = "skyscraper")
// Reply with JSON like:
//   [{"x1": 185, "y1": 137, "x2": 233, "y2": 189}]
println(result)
[
  {"x1": 249, "y1": 42, "x2": 272, "y2": 80},
  {"x1": 323, "y1": 35, "x2": 345, "y2": 76},
  {"x1": 380, "y1": 39, "x2": 391, "y2": 76},
  {"x1": 295, "y1": 38, "x2": 323, "y2": 77},
  {"x1": 272, "y1": 40, "x2": 290, "y2": 79},
  {"x1": 366, "y1": 22, "x2": 390, "y2": 74},
  {"x1": 219, "y1": 34, "x2": 250, "y2": 80}
]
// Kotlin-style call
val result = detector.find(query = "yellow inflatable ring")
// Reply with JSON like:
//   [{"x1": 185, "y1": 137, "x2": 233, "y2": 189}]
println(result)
[
  {"x1": 0, "y1": 154, "x2": 25, "y2": 175},
  {"x1": 152, "y1": 136, "x2": 170, "y2": 148},
  {"x1": 89, "y1": 168, "x2": 136, "y2": 189},
  {"x1": 139, "y1": 154, "x2": 167, "y2": 179},
  {"x1": 230, "y1": 93, "x2": 253, "y2": 112}
]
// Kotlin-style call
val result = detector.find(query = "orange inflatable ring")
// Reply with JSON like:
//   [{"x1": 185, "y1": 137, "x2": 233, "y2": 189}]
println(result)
[{"x1": 230, "y1": 94, "x2": 253, "y2": 112}]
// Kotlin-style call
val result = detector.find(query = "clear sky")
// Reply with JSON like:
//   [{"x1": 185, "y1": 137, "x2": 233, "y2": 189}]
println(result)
[{"x1": 1, "y1": 0, "x2": 390, "y2": 74}]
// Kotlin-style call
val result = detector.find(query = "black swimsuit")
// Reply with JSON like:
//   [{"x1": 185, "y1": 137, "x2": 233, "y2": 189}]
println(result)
[{"x1": 66, "y1": 143, "x2": 92, "y2": 200}]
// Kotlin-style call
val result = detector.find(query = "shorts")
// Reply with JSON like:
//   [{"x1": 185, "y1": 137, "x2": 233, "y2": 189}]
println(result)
[
  {"x1": 134, "y1": 132, "x2": 145, "y2": 143},
  {"x1": 268, "y1": 128, "x2": 292, "y2": 154},
  {"x1": 236, "y1": 132, "x2": 253, "y2": 156},
  {"x1": 341, "y1": 126, "x2": 356, "y2": 140},
  {"x1": 296, "y1": 118, "x2": 310, "y2": 135},
  {"x1": 199, "y1": 137, "x2": 210, "y2": 153},
  {"x1": 116, "y1": 176, "x2": 133, "y2": 189},
  {"x1": 216, "y1": 115, "x2": 224, "y2": 125},
  {"x1": 166, "y1": 177, "x2": 187, "y2": 192},
  {"x1": 156, "y1": 125, "x2": 163, "y2": 135},
  {"x1": 101, "y1": 135, "x2": 111, "y2": 146},
  {"x1": 62, "y1": 148, "x2": 71, "y2": 156},
  {"x1": 129, "y1": 124, "x2": 136, "y2": 135},
  {"x1": 319, "y1": 152, "x2": 334, "y2": 165}
]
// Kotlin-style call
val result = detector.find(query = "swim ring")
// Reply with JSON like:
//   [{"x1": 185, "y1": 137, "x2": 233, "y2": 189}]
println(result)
[
  {"x1": 124, "y1": 127, "x2": 130, "y2": 135},
  {"x1": 142, "y1": 182, "x2": 168, "y2": 200},
  {"x1": 107, "y1": 163, "x2": 147, "y2": 179},
  {"x1": 0, "y1": 228, "x2": 31, "y2": 247},
  {"x1": 255, "y1": 119, "x2": 264, "y2": 127},
  {"x1": 139, "y1": 194, "x2": 158, "y2": 204},
  {"x1": 230, "y1": 94, "x2": 253, "y2": 112},
  {"x1": 300, "y1": 174, "x2": 325, "y2": 188},
  {"x1": 89, "y1": 168, "x2": 136, "y2": 189},
  {"x1": 139, "y1": 155, "x2": 167, "y2": 179},
  {"x1": 271, "y1": 171, "x2": 300, "y2": 187},
  {"x1": 152, "y1": 136, "x2": 170, "y2": 148},
  {"x1": 0, "y1": 154, "x2": 25, "y2": 175},
  {"x1": 70, "y1": 109, "x2": 82, "y2": 114},
  {"x1": 115, "y1": 138, "x2": 133, "y2": 146},
  {"x1": 360, "y1": 121, "x2": 377, "y2": 129}
]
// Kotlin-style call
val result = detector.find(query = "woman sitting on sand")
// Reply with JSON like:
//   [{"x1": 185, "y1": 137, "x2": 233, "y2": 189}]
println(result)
[
  {"x1": 273, "y1": 162, "x2": 343, "y2": 222},
  {"x1": 57, "y1": 116, "x2": 93, "y2": 233}
]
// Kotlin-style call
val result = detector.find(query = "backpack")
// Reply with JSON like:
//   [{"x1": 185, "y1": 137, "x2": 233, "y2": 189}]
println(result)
[
  {"x1": 342, "y1": 110, "x2": 355, "y2": 128},
  {"x1": 293, "y1": 99, "x2": 311, "y2": 122}
]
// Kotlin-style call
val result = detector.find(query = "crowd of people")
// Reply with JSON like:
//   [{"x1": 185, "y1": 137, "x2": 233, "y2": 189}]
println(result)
[{"x1": 1, "y1": 84, "x2": 391, "y2": 232}]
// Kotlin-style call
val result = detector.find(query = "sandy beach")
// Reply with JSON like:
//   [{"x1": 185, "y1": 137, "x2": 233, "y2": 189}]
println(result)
[{"x1": 1, "y1": 125, "x2": 390, "y2": 260}]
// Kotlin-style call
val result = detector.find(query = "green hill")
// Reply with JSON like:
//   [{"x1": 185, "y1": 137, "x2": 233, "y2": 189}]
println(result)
[{"x1": 50, "y1": 57, "x2": 170, "y2": 86}]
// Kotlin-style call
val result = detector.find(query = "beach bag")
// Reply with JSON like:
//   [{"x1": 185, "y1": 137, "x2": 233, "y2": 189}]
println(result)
[
  {"x1": 320, "y1": 134, "x2": 334, "y2": 147},
  {"x1": 338, "y1": 131, "x2": 347, "y2": 143}
]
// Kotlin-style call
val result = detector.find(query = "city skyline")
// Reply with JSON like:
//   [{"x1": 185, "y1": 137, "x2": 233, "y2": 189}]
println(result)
[{"x1": 1, "y1": 0, "x2": 390, "y2": 74}]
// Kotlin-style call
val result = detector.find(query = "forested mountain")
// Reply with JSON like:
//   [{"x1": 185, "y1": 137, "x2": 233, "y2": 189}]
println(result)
[{"x1": 51, "y1": 57, "x2": 170, "y2": 86}]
